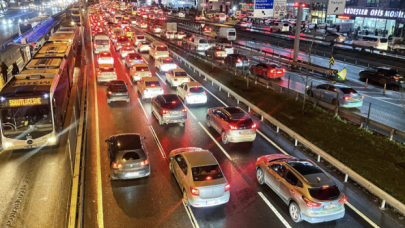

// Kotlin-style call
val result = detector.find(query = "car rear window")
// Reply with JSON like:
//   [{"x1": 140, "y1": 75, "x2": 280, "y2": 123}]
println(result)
[
  {"x1": 189, "y1": 86, "x2": 204, "y2": 93},
  {"x1": 100, "y1": 67, "x2": 114, "y2": 72},
  {"x1": 228, "y1": 114, "x2": 253, "y2": 126},
  {"x1": 309, "y1": 185, "x2": 341, "y2": 200},
  {"x1": 117, "y1": 37, "x2": 128, "y2": 41},
  {"x1": 109, "y1": 84, "x2": 127, "y2": 92},
  {"x1": 161, "y1": 97, "x2": 182, "y2": 109},
  {"x1": 163, "y1": 58, "x2": 174, "y2": 63},
  {"x1": 100, "y1": 52, "x2": 112, "y2": 57},
  {"x1": 145, "y1": 81, "x2": 160, "y2": 87},
  {"x1": 192, "y1": 165, "x2": 224, "y2": 181},
  {"x1": 174, "y1": 72, "x2": 187, "y2": 76},
  {"x1": 136, "y1": 67, "x2": 149, "y2": 71},
  {"x1": 121, "y1": 151, "x2": 140, "y2": 161},
  {"x1": 157, "y1": 46, "x2": 168, "y2": 51},
  {"x1": 228, "y1": 32, "x2": 236, "y2": 36},
  {"x1": 95, "y1": 40, "x2": 109, "y2": 45},
  {"x1": 199, "y1": 39, "x2": 208, "y2": 44},
  {"x1": 137, "y1": 35, "x2": 145, "y2": 39},
  {"x1": 340, "y1": 88, "x2": 357, "y2": 94}
]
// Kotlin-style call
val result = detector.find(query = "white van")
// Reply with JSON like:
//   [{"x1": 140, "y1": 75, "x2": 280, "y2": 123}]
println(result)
[
  {"x1": 217, "y1": 27, "x2": 236, "y2": 41},
  {"x1": 149, "y1": 42, "x2": 169, "y2": 59},
  {"x1": 270, "y1": 22, "x2": 290, "y2": 32},
  {"x1": 352, "y1": 36, "x2": 388, "y2": 50},
  {"x1": 193, "y1": 37, "x2": 210, "y2": 51},
  {"x1": 327, "y1": 23, "x2": 353, "y2": 33},
  {"x1": 94, "y1": 35, "x2": 110, "y2": 54}
]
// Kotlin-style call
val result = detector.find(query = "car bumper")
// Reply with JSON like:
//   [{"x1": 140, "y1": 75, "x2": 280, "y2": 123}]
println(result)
[
  {"x1": 301, "y1": 207, "x2": 345, "y2": 223},
  {"x1": 97, "y1": 75, "x2": 117, "y2": 83},
  {"x1": 227, "y1": 134, "x2": 256, "y2": 143},
  {"x1": 162, "y1": 116, "x2": 187, "y2": 124},
  {"x1": 98, "y1": 60, "x2": 114, "y2": 65},
  {"x1": 340, "y1": 100, "x2": 363, "y2": 108},
  {"x1": 110, "y1": 167, "x2": 150, "y2": 180},
  {"x1": 107, "y1": 95, "x2": 130, "y2": 103},
  {"x1": 188, "y1": 191, "x2": 230, "y2": 208},
  {"x1": 95, "y1": 47, "x2": 110, "y2": 53},
  {"x1": 143, "y1": 91, "x2": 164, "y2": 98},
  {"x1": 139, "y1": 47, "x2": 150, "y2": 52},
  {"x1": 187, "y1": 96, "x2": 207, "y2": 104},
  {"x1": 197, "y1": 46, "x2": 209, "y2": 51}
]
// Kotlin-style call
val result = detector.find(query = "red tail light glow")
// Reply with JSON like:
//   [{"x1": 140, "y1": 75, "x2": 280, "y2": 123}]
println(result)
[
  {"x1": 112, "y1": 71, "x2": 116, "y2": 75},
  {"x1": 251, "y1": 123, "x2": 257, "y2": 129},
  {"x1": 112, "y1": 162, "x2": 122, "y2": 169},
  {"x1": 339, "y1": 193, "x2": 347, "y2": 204},
  {"x1": 206, "y1": 176, "x2": 212, "y2": 180},
  {"x1": 149, "y1": 72, "x2": 152, "y2": 76},
  {"x1": 182, "y1": 108, "x2": 187, "y2": 113},
  {"x1": 302, "y1": 196, "x2": 321, "y2": 207},
  {"x1": 151, "y1": 84, "x2": 155, "y2": 87},
  {"x1": 187, "y1": 92, "x2": 191, "y2": 97},
  {"x1": 360, "y1": 95, "x2": 364, "y2": 99},
  {"x1": 394, "y1": 76, "x2": 400, "y2": 80},
  {"x1": 94, "y1": 43, "x2": 97, "y2": 47},
  {"x1": 190, "y1": 187, "x2": 199, "y2": 196},
  {"x1": 343, "y1": 96, "x2": 353, "y2": 101},
  {"x1": 108, "y1": 91, "x2": 112, "y2": 95},
  {"x1": 97, "y1": 71, "x2": 101, "y2": 75},
  {"x1": 140, "y1": 159, "x2": 149, "y2": 166},
  {"x1": 174, "y1": 79, "x2": 178, "y2": 81},
  {"x1": 229, "y1": 125, "x2": 237, "y2": 130},
  {"x1": 162, "y1": 109, "x2": 168, "y2": 114},
  {"x1": 134, "y1": 72, "x2": 138, "y2": 76},
  {"x1": 225, "y1": 184, "x2": 231, "y2": 191}
]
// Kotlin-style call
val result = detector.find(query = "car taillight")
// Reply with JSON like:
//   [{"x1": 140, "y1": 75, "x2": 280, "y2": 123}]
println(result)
[
  {"x1": 116, "y1": 42, "x2": 119, "y2": 46},
  {"x1": 140, "y1": 159, "x2": 149, "y2": 166},
  {"x1": 225, "y1": 184, "x2": 230, "y2": 191},
  {"x1": 187, "y1": 92, "x2": 190, "y2": 97},
  {"x1": 282, "y1": 69, "x2": 285, "y2": 72},
  {"x1": 393, "y1": 76, "x2": 400, "y2": 80},
  {"x1": 94, "y1": 43, "x2": 97, "y2": 47},
  {"x1": 155, "y1": 52, "x2": 157, "y2": 55},
  {"x1": 206, "y1": 176, "x2": 212, "y2": 180},
  {"x1": 97, "y1": 71, "x2": 101, "y2": 75},
  {"x1": 237, "y1": 59, "x2": 241, "y2": 62},
  {"x1": 149, "y1": 72, "x2": 152, "y2": 76},
  {"x1": 112, "y1": 162, "x2": 122, "y2": 169},
  {"x1": 343, "y1": 96, "x2": 353, "y2": 101},
  {"x1": 190, "y1": 187, "x2": 199, "y2": 196},
  {"x1": 302, "y1": 196, "x2": 321, "y2": 207},
  {"x1": 339, "y1": 194, "x2": 347, "y2": 204},
  {"x1": 251, "y1": 123, "x2": 257, "y2": 129},
  {"x1": 112, "y1": 71, "x2": 116, "y2": 75},
  {"x1": 108, "y1": 91, "x2": 112, "y2": 95},
  {"x1": 229, "y1": 125, "x2": 237, "y2": 130},
  {"x1": 182, "y1": 108, "x2": 187, "y2": 113},
  {"x1": 128, "y1": 59, "x2": 132, "y2": 62},
  {"x1": 270, "y1": 70, "x2": 275, "y2": 73},
  {"x1": 162, "y1": 109, "x2": 168, "y2": 114},
  {"x1": 360, "y1": 95, "x2": 364, "y2": 99},
  {"x1": 134, "y1": 72, "x2": 138, "y2": 76},
  {"x1": 174, "y1": 79, "x2": 178, "y2": 81}
]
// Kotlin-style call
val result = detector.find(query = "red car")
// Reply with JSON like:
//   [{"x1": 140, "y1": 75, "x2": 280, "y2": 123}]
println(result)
[{"x1": 249, "y1": 63, "x2": 285, "y2": 78}]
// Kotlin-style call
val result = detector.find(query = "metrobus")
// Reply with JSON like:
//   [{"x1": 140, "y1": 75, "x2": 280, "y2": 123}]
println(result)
[
  {"x1": 70, "y1": 7, "x2": 82, "y2": 26},
  {"x1": 50, "y1": 28, "x2": 80, "y2": 56}
]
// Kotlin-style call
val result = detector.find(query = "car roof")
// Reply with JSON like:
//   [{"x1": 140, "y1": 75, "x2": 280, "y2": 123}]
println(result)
[
  {"x1": 173, "y1": 68, "x2": 186, "y2": 73},
  {"x1": 183, "y1": 82, "x2": 201, "y2": 87},
  {"x1": 133, "y1": 63, "x2": 148, "y2": 67},
  {"x1": 183, "y1": 151, "x2": 218, "y2": 167},
  {"x1": 143, "y1": 76, "x2": 159, "y2": 81},
  {"x1": 115, "y1": 133, "x2": 142, "y2": 151},
  {"x1": 160, "y1": 94, "x2": 180, "y2": 101},
  {"x1": 94, "y1": 35, "x2": 109, "y2": 39}
]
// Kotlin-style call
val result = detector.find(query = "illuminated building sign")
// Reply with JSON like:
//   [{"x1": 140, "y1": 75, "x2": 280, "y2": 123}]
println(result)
[
  {"x1": 337, "y1": 15, "x2": 351, "y2": 19},
  {"x1": 9, "y1": 98, "x2": 42, "y2": 107},
  {"x1": 344, "y1": 8, "x2": 405, "y2": 18}
]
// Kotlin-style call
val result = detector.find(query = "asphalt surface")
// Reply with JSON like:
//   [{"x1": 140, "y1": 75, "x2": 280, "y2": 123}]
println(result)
[{"x1": 83, "y1": 13, "x2": 405, "y2": 228}]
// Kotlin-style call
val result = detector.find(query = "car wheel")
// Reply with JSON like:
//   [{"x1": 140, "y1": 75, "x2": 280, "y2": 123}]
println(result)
[
  {"x1": 289, "y1": 202, "x2": 303, "y2": 223},
  {"x1": 332, "y1": 99, "x2": 339, "y2": 107},
  {"x1": 221, "y1": 131, "x2": 229, "y2": 144},
  {"x1": 206, "y1": 116, "x2": 211, "y2": 127},
  {"x1": 256, "y1": 168, "x2": 264, "y2": 185},
  {"x1": 182, "y1": 189, "x2": 190, "y2": 207}
]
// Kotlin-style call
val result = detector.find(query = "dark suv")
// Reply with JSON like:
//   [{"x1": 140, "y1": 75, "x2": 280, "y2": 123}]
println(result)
[
  {"x1": 151, "y1": 94, "x2": 187, "y2": 126},
  {"x1": 359, "y1": 67, "x2": 404, "y2": 86}
]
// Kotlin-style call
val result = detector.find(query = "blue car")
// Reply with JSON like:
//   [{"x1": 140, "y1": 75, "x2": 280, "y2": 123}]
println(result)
[{"x1": 307, "y1": 84, "x2": 364, "y2": 108}]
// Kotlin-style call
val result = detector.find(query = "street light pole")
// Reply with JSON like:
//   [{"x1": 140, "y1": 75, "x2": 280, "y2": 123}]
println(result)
[{"x1": 293, "y1": 4, "x2": 303, "y2": 63}]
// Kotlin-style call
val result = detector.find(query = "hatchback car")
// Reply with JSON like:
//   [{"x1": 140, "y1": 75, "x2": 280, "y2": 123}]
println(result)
[
  {"x1": 165, "y1": 69, "x2": 190, "y2": 87},
  {"x1": 98, "y1": 51, "x2": 114, "y2": 65},
  {"x1": 177, "y1": 82, "x2": 207, "y2": 105},
  {"x1": 106, "y1": 80, "x2": 130, "y2": 104},
  {"x1": 136, "y1": 41, "x2": 150, "y2": 53},
  {"x1": 255, "y1": 154, "x2": 346, "y2": 223},
  {"x1": 216, "y1": 44, "x2": 234, "y2": 55},
  {"x1": 169, "y1": 147, "x2": 230, "y2": 208},
  {"x1": 206, "y1": 107, "x2": 257, "y2": 144},
  {"x1": 250, "y1": 63, "x2": 285, "y2": 79},
  {"x1": 205, "y1": 46, "x2": 227, "y2": 59},
  {"x1": 114, "y1": 36, "x2": 130, "y2": 51},
  {"x1": 124, "y1": 53, "x2": 145, "y2": 68},
  {"x1": 224, "y1": 54, "x2": 249, "y2": 68},
  {"x1": 105, "y1": 133, "x2": 150, "y2": 180},
  {"x1": 152, "y1": 25, "x2": 161, "y2": 33},
  {"x1": 120, "y1": 46, "x2": 135, "y2": 58},
  {"x1": 130, "y1": 64, "x2": 151, "y2": 82},
  {"x1": 359, "y1": 67, "x2": 404, "y2": 86},
  {"x1": 137, "y1": 77, "x2": 164, "y2": 99},
  {"x1": 155, "y1": 57, "x2": 177, "y2": 72},
  {"x1": 97, "y1": 64, "x2": 117, "y2": 84},
  {"x1": 307, "y1": 84, "x2": 364, "y2": 108},
  {"x1": 151, "y1": 94, "x2": 187, "y2": 125},
  {"x1": 132, "y1": 34, "x2": 146, "y2": 43}
]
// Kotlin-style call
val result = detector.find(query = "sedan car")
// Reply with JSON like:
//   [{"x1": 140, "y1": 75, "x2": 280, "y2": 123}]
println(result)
[
  {"x1": 169, "y1": 147, "x2": 230, "y2": 207},
  {"x1": 137, "y1": 77, "x2": 164, "y2": 99},
  {"x1": 206, "y1": 107, "x2": 257, "y2": 144},
  {"x1": 120, "y1": 46, "x2": 135, "y2": 58},
  {"x1": 136, "y1": 41, "x2": 150, "y2": 53},
  {"x1": 152, "y1": 25, "x2": 161, "y2": 33},
  {"x1": 307, "y1": 84, "x2": 364, "y2": 108},
  {"x1": 177, "y1": 82, "x2": 207, "y2": 105},
  {"x1": 105, "y1": 133, "x2": 150, "y2": 180},
  {"x1": 130, "y1": 64, "x2": 151, "y2": 81},
  {"x1": 114, "y1": 36, "x2": 130, "y2": 51},
  {"x1": 165, "y1": 69, "x2": 190, "y2": 87},
  {"x1": 97, "y1": 64, "x2": 117, "y2": 84},
  {"x1": 205, "y1": 46, "x2": 227, "y2": 59},
  {"x1": 124, "y1": 53, "x2": 145, "y2": 68},
  {"x1": 155, "y1": 57, "x2": 177, "y2": 72},
  {"x1": 249, "y1": 63, "x2": 285, "y2": 79},
  {"x1": 359, "y1": 67, "x2": 404, "y2": 86},
  {"x1": 120, "y1": 19, "x2": 130, "y2": 29},
  {"x1": 151, "y1": 94, "x2": 187, "y2": 125},
  {"x1": 98, "y1": 51, "x2": 114, "y2": 65},
  {"x1": 106, "y1": 80, "x2": 130, "y2": 104},
  {"x1": 323, "y1": 32, "x2": 347, "y2": 42},
  {"x1": 255, "y1": 154, "x2": 346, "y2": 223},
  {"x1": 224, "y1": 54, "x2": 249, "y2": 68}
]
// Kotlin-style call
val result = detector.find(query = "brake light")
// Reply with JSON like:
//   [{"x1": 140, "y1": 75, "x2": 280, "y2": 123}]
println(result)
[
  {"x1": 116, "y1": 42, "x2": 119, "y2": 46},
  {"x1": 270, "y1": 70, "x2": 275, "y2": 73},
  {"x1": 112, "y1": 71, "x2": 116, "y2": 75},
  {"x1": 225, "y1": 184, "x2": 231, "y2": 191},
  {"x1": 393, "y1": 76, "x2": 400, "y2": 80},
  {"x1": 343, "y1": 96, "x2": 353, "y2": 101},
  {"x1": 134, "y1": 72, "x2": 138, "y2": 76},
  {"x1": 187, "y1": 92, "x2": 191, "y2": 97},
  {"x1": 229, "y1": 125, "x2": 237, "y2": 130},
  {"x1": 140, "y1": 159, "x2": 149, "y2": 166},
  {"x1": 237, "y1": 59, "x2": 241, "y2": 62},
  {"x1": 251, "y1": 123, "x2": 257, "y2": 129},
  {"x1": 155, "y1": 52, "x2": 157, "y2": 55},
  {"x1": 190, "y1": 187, "x2": 199, "y2": 196},
  {"x1": 149, "y1": 72, "x2": 152, "y2": 76},
  {"x1": 94, "y1": 43, "x2": 97, "y2": 47},
  {"x1": 182, "y1": 108, "x2": 187, "y2": 113},
  {"x1": 339, "y1": 194, "x2": 347, "y2": 204},
  {"x1": 162, "y1": 109, "x2": 168, "y2": 114},
  {"x1": 206, "y1": 176, "x2": 212, "y2": 180},
  {"x1": 128, "y1": 59, "x2": 132, "y2": 62},
  {"x1": 322, "y1": 185, "x2": 329, "y2": 189},
  {"x1": 302, "y1": 196, "x2": 321, "y2": 207},
  {"x1": 112, "y1": 162, "x2": 122, "y2": 169},
  {"x1": 97, "y1": 71, "x2": 101, "y2": 75},
  {"x1": 360, "y1": 95, "x2": 364, "y2": 99},
  {"x1": 98, "y1": 57, "x2": 101, "y2": 61},
  {"x1": 127, "y1": 42, "x2": 130, "y2": 45}
]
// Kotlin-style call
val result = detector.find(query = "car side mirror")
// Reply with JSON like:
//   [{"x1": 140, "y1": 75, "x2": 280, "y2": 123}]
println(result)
[{"x1": 142, "y1": 136, "x2": 147, "y2": 139}]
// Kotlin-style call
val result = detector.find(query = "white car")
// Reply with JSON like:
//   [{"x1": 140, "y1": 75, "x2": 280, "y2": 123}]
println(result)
[
  {"x1": 240, "y1": 21, "x2": 252, "y2": 27},
  {"x1": 120, "y1": 46, "x2": 135, "y2": 58},
  {"x1": 178, "y1": 12, "x2": 185, "y2": 18},
  {"x1": 217, "y1": 44, "x2": 234, "y2": 55},
  {"x1": 137, "y1": 77, "x2": 164, "y2": 99},
  {"x1": 97, "y1": 64, "x2": 117, "y2": 84},
  {"x1": 176, "y1": 82, "x2": 207, "y2": 105},
  {"x1": 136, "y1": 41, "x2": 150, "y2": 53},
  {"x1": 155, "y1": 57, "x2": 177, "y2": 72},
  {"x1": 98, "y1": 51, "x2": 114, "y2": 65},
  {"x1": 139, "y1": 22, "x2": 148, "y2": 28},
  {"x1": 153, "y1": 26, "x2": 161, "y2": 33},
  {"x1": 165, "y1": 69, "x2": 190, "y2": 87}
]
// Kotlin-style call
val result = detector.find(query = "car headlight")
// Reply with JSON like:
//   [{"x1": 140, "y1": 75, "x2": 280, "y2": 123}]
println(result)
[
  {"x1": 48, "y1": 137, "x2": 57, "y2": 143},
  {"x1": 4, "y1": 142, "x2": 14, "y2": 148}
]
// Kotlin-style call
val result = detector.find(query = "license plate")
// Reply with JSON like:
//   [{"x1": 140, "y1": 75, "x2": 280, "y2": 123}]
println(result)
[
  {"x1": 116, "y1": 93, "x2": 126, "y2": 95},
  {"x1": 125, "y1": 172, "x2": 139, "y2": 177},
  {"x1": 171, "y1": 111, "x2": 179, "y2": 115},
  {"x1": 323, "y1": 205, "x2": 336, "y2": 210},
  {"x1": 24, "y1": 145, "x2": 38, "y2": 149},
  {"x1": 240, "y1": 131, "x2": 250, "y2": 135},
  {"x1": 277, "y1": 71, "x2": 282, "y2": 73},
  {"x1": 353, "y1": 99, "x2": 359, "y2": 101},
  {"x1": 206, "y1": 200, "x2": 221, "y2": 206}
]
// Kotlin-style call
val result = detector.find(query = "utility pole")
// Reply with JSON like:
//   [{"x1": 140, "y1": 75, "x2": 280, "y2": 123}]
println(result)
[
  {"x1": 302, "y1": 36, "x2": 314, "y2": 114},
  {"x1": 293, "y1": 4, "x2": 303, "y2": 63}
]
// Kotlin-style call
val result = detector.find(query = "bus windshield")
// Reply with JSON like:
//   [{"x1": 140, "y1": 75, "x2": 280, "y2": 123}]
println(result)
[{"x1": 1, "y1": 105, "x2": 53, "y2": 139}]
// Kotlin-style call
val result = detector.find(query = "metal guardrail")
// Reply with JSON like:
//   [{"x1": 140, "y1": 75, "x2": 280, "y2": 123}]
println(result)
[{"x1": 143, "y1": 31, "x2": 405, "y2": 217}]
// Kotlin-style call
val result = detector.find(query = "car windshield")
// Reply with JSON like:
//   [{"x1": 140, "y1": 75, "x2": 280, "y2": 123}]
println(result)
[
  {"x1": 189, "y1": 86, "x2": 204, "y2": 93},
  {"x1": 157, "y1": 46, "x2": 168, "y2": 51},
  {"x1": 339, "y1": 88, "x2": 357, "y2": 94},
  {"x1": 192, "y1": 165, "x2": 223, "y2": 181},
  {"x1": 174, "y1": 72, "x2": 187, "y2": 77},
  {"x1": 95, "y1": 40, "x2": 109, "y2": 45},
  {"x1": 136, "y1": 67, "x2": 149, "y2": 71},
  {"x1": 145, "y1": 81, "x2": 160, "y2": 87},
  {"x1": 163, "y1": 58, "x2": 174, "y2": 63},
  {"x1": 117, "y1": 37, "x2": 128, "y2": 42},
  {"x1": 309, "y1": 185, "x2": 341, "y2": 200}
]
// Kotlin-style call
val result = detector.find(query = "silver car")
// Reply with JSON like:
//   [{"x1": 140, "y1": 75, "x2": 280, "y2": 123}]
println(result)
[
  {"x1": 151, "y1": 94, "x2": 187, "y2": 126},
  {"x1": 106, "y1": 80, "x2": 130, "y2": 104},
  {"x1": 169, "y1": 147, "x2": 230, "y2": 208},
  {"x1": 255, "y1": 154, "x2": 346, "y2": 223},
  {"x1": 206, "y1": 107, "x2": 256, "y2": 144},
  {"x1": 106, "y1": 133, "x2": 150, "y2": 180}
]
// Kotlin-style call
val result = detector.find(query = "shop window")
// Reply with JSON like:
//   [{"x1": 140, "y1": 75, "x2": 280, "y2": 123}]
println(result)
[
  {"x1": 346, "y1": 0, "x2": 358, "y2": 6},
  {"x1": 389, "y1": 0, "x2": 400, "y2": 8},
  {"x1": 366, "y1": 0, "x2": 379, "y2": 7}
]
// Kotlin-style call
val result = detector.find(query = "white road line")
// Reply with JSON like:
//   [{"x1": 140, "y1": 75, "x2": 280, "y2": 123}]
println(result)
[
  {"x1": 198, "y1": 122, "x2": 232, "y2": 160},
  {"x1": 200, "y1": 84, "x2": 228, "y2": 107},
  {"x1": 345, "y1": 202, "x2": 380, "y2": 228},
  {"x1": 368, "y1": 96, "x2": 395, "y2": 100},
  {"x1": 155, "y1": 72, "x2": 167, "y2": 85},
  {"x1": 258, "y1": 192, "x2": 292, "y2": 228},
  {"x1": 149, "y1": 126, "x2": 166, "y2": 159},
  {"x1": 256, "y1": 130, "x2": 288, "y2": 155},
  {"x1": 182, "y1": 201, "x2": 200, "y2": 228},
  {"x1": 138, "y1": 98, "x2": 149, "y2": 121},
  {"x1": 365, "y1": 95, "x2": 402, "y2": 107},
  {"x1": 90, "y1": 19, "x2": 104, "y2": 228}
]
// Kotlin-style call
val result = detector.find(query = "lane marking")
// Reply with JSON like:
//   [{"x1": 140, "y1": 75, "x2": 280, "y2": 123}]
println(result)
[
  {"x1": 182, "y1": 201, "x2": 200, "y2": 228},
  {"x1": 256, "y1": 130, "x2": 288, "y2": 155},
  {"x1": 90, "y1": 17, "x2": 104, "y2": 228},
  {"x1": 198, "y1": 122, "x2": 232, "y2": 160},
  {"x1": 155, "y1": 72, "x2": 167, "y2": 85},
  {"x1": 365, "y1": 95, "x2": 402, "y2": 107},
  {"x1": 345, "y1": 202, "x2": 380, "y2": 228},
  {"x1": 138, "y1": 98, "x2": 149, "y2": 121},
  {"x1": 149, "y1": 126, "x2": 166, "y2": 159},
  {"x1": 258, "y1": 192, "x2": 292, "y2": 228},
  {"x1": 367, "y1": 96, "x2": 395, "y2": 100}
]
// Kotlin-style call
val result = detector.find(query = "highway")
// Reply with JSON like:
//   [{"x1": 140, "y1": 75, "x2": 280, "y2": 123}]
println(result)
[{"x1": 82, "y1": 14, "x2": 405, "y2": 228}]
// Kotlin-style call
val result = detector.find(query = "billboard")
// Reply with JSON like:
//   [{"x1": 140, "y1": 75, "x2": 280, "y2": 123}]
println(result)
[
  {"x1": 273, "y1": 0, "x2": 286, "y2": 17},
  {"x1": 254, "y1": 0, "x2": 274, "y2": 18}
]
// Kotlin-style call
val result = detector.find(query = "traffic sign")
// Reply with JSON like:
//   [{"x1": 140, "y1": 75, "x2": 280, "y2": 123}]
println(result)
[
  {"x1": 274, "y1": 0, "x2": 286, "y2": 17},
  {"x1": 254, "y1": 0, "x2": 274, "y2": 18},
  {"x1": 329, "y1": 57, "x2": 335, "y2": 66},
  {"x1": 327, "y1": 0, "x2": 346, "y2": 15},
  {"x1": 332, "y1": 69, "x2": 338, "y2": 74}
]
